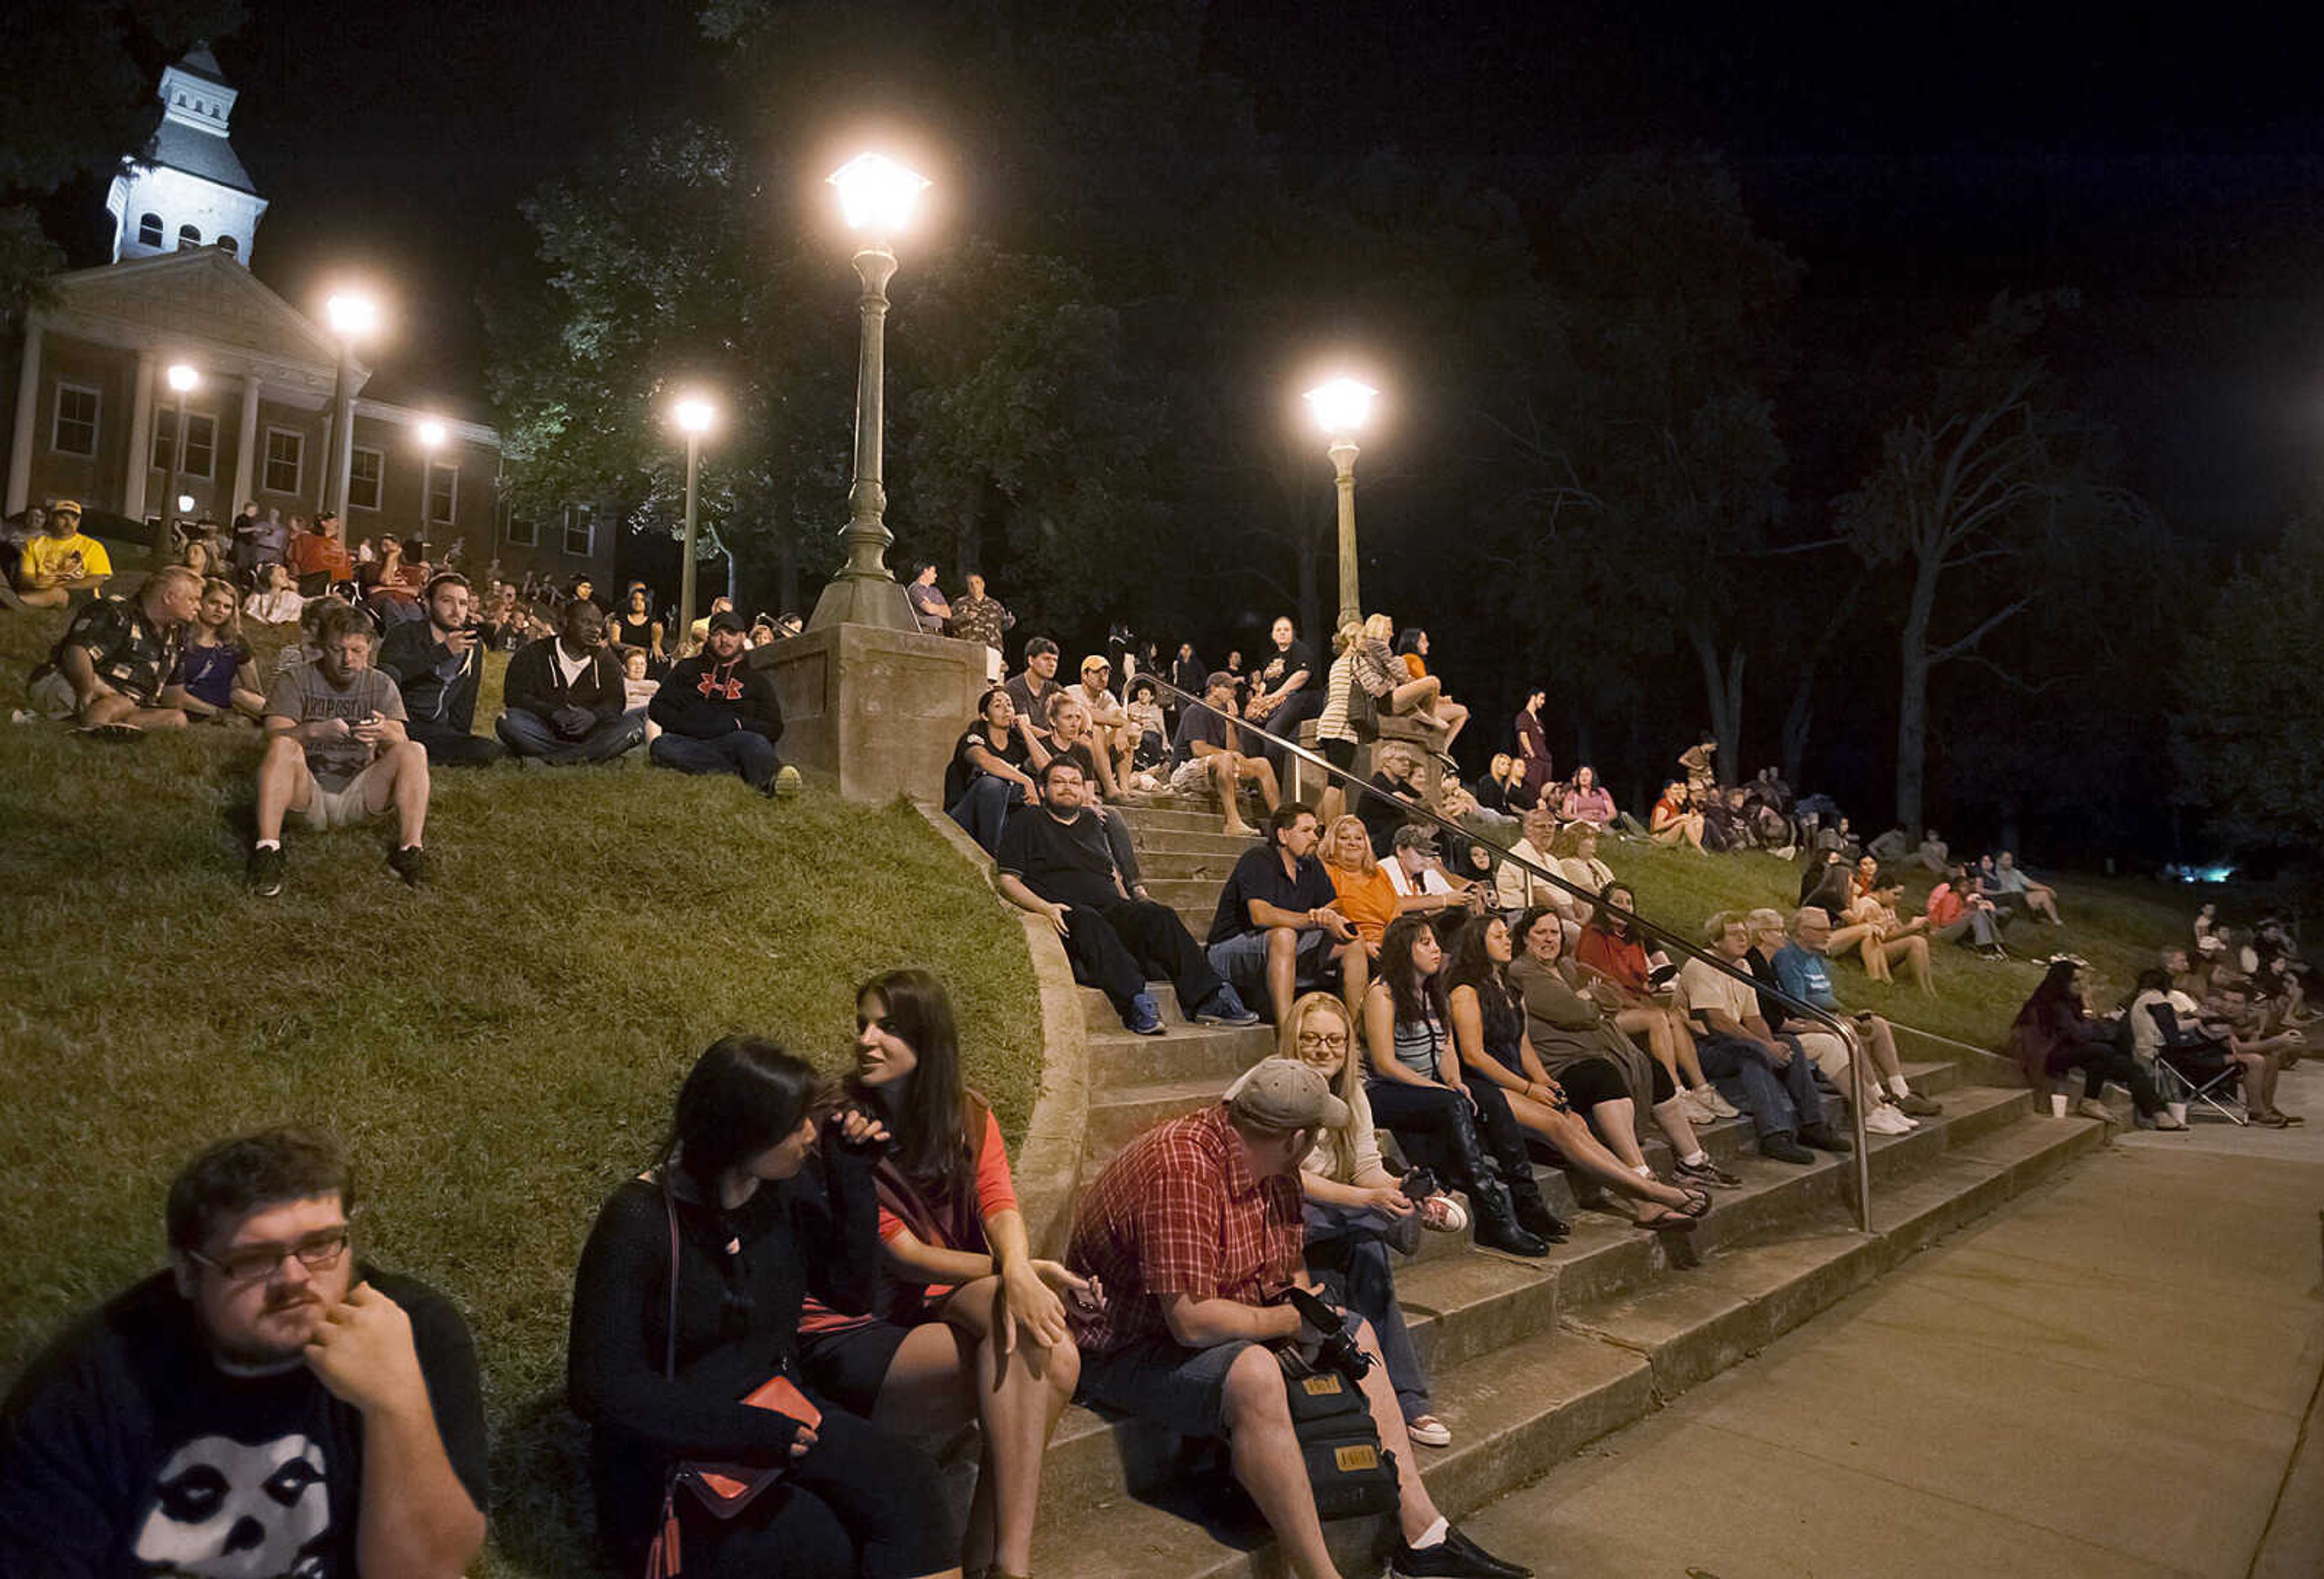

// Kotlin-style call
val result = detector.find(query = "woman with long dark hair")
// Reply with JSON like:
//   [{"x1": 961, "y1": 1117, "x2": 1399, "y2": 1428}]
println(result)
[
  {"x1": 2007, "y1": 958, "x2": 2182, "y2": 1129},
  {"x1": 798, "y1": 971, "x2": 1092, "y2": 1579},
  {"x1": 1361, "y1": 914, "x2": 1563, "y2": 1257},
  {"x1": 1445, "y1": 914, "x2": 1715, "y2": 1230},
  {"x1": 568, "y1": 1036, "x2": 962, "y2": 1578}
]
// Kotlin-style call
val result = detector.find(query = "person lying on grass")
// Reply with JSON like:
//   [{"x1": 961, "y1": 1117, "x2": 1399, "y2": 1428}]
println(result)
[{"x1": 248, "y1": 602, "x2": 430, "y2": 896}]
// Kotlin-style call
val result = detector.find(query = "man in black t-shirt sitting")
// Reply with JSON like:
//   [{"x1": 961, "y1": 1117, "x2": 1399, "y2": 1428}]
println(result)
[
  {"x1": 1207, "y1": 803, "x2": 1370, "y2": 1023},
  {"x1": 0, "y1": 1127, "x2": 488, "y2": 1575},
  {"x1": 1167, "y1": 671, "x2": 1280, "y2": 839},
  {"x1": 24, "y1": 565, "x2": 202, "y2": 729},
  {"x1": 1242, "y1": 615, "x2": 1319, "y2": 773},
  {"x1": 995, "y1": 756, "x2": 1260, "y2": 1036}
]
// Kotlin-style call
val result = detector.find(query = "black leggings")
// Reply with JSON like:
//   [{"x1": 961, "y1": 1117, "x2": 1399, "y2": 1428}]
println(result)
[
  {"x1": 1542, "y1": 1052, "x2": 1673, "y2": 1109},
  {"x1": 682, "y1": 1406, "x2": 955, "y2": 1578},
  {"x1": 2045, "y1": 1043, "x2": 2163, "y2": 1115}
]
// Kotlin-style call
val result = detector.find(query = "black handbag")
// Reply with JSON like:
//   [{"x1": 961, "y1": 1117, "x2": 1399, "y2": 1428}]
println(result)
[{"x1": 1271, "y1": 1345, "x2": 1400, "y2": 1521}]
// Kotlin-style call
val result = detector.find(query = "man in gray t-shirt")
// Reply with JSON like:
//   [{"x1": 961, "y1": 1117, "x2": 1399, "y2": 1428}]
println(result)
[{"x1": 249, "y1": 602, "x2": 432, "y2": 897}]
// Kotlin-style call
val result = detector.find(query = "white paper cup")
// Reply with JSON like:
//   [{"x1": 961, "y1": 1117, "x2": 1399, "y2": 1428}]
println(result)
[
  {"x1": 2049, "y1": 1093, "x2": 2069, "y2": 1118},
  {"x1": 2166, "y1": 1101, "x2": 2188, "y2": 1127}
]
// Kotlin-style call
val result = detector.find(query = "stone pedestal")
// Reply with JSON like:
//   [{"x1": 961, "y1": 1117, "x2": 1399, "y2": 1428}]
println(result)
[{"x1": 759, "y1": 621, "x2": 987, "y2": 804}]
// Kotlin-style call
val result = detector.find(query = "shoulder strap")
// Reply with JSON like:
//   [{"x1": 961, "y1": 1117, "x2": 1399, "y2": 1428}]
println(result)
[{"x1": 660, "y1": 1184, "x2": 680, "y2": 1380}]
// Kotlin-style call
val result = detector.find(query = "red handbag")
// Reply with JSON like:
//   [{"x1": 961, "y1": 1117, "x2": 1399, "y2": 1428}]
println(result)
[{"x1": 644, "y1": 1188, "x2": 822, "y2": 1579}]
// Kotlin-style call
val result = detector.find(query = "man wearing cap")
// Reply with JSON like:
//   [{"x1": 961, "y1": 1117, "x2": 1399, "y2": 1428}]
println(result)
[
  {"x1": 996, "y1": 755, "x2": 1255, "y2": 1036},
  {"x1": 1003, "y1": 636, "x2": 1066, "y2": 753},
  {"x1": 496, "y1": 597, "x2": 643, "y2": 766},
  {"x1": 379, "y1": 573, "x2": 507, "y2": 767},
  {"x1": 25, "y1": 564, "x2": 201, "y2": 727},
  {"x1": 905, "y1": 560, "x2": 951, "y2": 634},
  {"x1": 11, "y1": 500, "x2": 113, "y2": 608},
  {"x1": 1068, "y1": 1061, "x2": 1529, "y2": 1579},
  {"x1": 1386, "y1": 824, "x2": 1486, "y2": 923},
  {"x1": 1169, "y1": 669, "x2": 1281, "y2": 841},
  {"x1": 648, "y1": 608, "x2": 800, "y2": 795},
  {"x1": 1071, "y1": 654, "x2": 1137, "y2": 792},
  {"x1": 1209, "y1": 804, "x2": 1370, "y2": 1023}
]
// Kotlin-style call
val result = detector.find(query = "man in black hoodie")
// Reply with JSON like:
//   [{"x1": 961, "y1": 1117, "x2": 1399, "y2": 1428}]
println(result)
[
  {"x1": 495, "y1": 598, "x2": 642, "y2": 764},
  {"x1": 649, "y1": 609, "x2": 800, "y2": 795},
  {"x1": 380, "y1": 574, "x2": 506, "y2": 766}
]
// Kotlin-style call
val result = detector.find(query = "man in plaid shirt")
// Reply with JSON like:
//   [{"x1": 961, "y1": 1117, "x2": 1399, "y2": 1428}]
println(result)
[{"x1": 1068, "y1": 1062, "x2": 1528, "y2": 1579}]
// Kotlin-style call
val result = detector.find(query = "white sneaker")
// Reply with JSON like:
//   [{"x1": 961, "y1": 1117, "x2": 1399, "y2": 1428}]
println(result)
[
  {"x1": 1863, "y1": 1105, "x2": 1912, "y2": 1136},
  {"x1": 1699, "y1": 1086, "x2": 1742, "y2": 1120},
  {"x1": 1679, "y1": 1088, "x2": 1718, "y2": 1124}
]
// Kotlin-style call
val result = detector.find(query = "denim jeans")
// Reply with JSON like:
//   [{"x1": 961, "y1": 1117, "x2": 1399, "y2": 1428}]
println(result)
[
  {"x1": 1302, "y1": 1200, "x2": 1429, "y2": 1417},
  {"x1": 1694, "y1": 1031, "x2": 1823, "y2": 1138}
]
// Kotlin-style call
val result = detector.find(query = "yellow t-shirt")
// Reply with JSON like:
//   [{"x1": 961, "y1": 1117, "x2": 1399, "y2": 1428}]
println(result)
[{"x1": 19, "y1": 531, "x2": 113, "y2": 585}]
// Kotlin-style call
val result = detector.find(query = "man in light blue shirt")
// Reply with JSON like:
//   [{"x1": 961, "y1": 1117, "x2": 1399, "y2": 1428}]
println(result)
[{"x1": 1775, "y1": 908, "x2": 1944, "y2": 1122}]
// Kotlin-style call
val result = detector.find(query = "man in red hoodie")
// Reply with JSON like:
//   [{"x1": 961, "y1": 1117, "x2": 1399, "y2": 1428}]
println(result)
[{"x1": 648, "y1": 609, "x2": 800, "y2": 796}]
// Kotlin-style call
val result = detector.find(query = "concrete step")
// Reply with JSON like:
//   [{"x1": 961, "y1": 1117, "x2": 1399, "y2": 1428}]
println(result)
[
  {"x1": 1034, "y1": 1093, "x2": 2099, "y2": 1575},
  {"x1": 1139, "y1": 875, "x2": 1227, "y2": 914},
  {"x1": 1129, "y1": 850, "x2": 1243, "y2": 883},
  {"x1": 1128, "y1": 827, "x2": 1259, "y2": 861},
  {"x1": 1088, "y1": 1022, "x2": 1273, "y2": 1087}
]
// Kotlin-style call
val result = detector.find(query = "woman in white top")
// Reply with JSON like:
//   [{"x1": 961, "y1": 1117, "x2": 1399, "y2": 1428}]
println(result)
[
  {"x1": 1230, "y1": 991, "x2": 1463, "y2": 1447},
  {"x1": 243, "y1": 562, "x2": 306, "y2": 625}
]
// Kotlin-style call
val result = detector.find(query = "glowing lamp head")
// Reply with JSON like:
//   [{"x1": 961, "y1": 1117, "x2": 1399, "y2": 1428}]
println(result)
[
  {"x1": 416, "y1": 419, "x2": 447, "y2": 450},
  {"x1": 166, "y1": 363, "x2": 199, "y2": 394},
  {"x1": 828, "y1": 154, "x2": 931, "y2": 236},
  {"x1": 673, "y1": 396, "x2": 717, "y2": 436},
  {"x1": 324, "y1": 292, "x2": 379, "y2": 340},
  {"x1": 1304, "y1": 378, "x2": 1379, "y2": 441},
  {"x1": 176, "y1": 494, "x2": 195, "y2": 514}
]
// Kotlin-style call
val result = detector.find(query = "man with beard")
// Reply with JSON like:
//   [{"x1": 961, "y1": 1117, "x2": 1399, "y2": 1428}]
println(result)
[
  {"x1": 649, "y1": 608, "x2": 799, "y2": 795},
  {"x1": 496, "y1": 597, "x2": 642, "y2": 765},
  {"x1": 249, "y1": 602, "x2": 430, "y2": 896},
  {"x1": 0, "y1": 1128, "x2": 487, "y2": 1576},
  {"x1": 379, "y1": 573, "x2": 506, "y2": 767}
]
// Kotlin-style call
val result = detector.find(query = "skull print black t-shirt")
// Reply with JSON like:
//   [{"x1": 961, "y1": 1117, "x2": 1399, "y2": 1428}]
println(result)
[{"x1": 0, "y1": 1267, "x2": 487, "y2": 1578}]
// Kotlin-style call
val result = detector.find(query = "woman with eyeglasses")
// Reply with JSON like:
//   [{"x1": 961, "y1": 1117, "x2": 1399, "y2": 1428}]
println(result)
[
  {"x1": 1232, "y1": 990, "x2": 1466, "y2": 1448},
  {"x1": 568, "y1": 1036, "x2": 962, "y2": 1578},
  {"x1": 796, "y1": 971, "x2": 1095, "y2": 1579}
]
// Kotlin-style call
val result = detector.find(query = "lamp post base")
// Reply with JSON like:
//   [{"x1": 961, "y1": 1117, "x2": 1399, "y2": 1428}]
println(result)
[
  {"x1": 805, "y1": 572, "x2": 919, "y2": 634},
  {"x1": 759, "y1": 620, "x2": 987, "y2": 803}
]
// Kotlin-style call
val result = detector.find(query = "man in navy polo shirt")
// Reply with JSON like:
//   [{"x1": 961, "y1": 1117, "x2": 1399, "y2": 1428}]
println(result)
[{"x1": 1207, "y1": 804, "x2": 1370, "y2": 1023}]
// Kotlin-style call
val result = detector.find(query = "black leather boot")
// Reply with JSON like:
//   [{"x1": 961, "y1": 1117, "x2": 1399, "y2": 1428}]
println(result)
[{"x1": 1444, "y1": 1101, "x2": 1549, "y2": 1257}]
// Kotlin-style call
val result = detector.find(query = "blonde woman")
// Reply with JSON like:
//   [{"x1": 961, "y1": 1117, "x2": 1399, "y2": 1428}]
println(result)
[
  {"x1": 1229, "y1": 992, "x2": 1464, "y2": 1448},
  {"x1": 163, "y1": 576, "x2": 266, "y2": 721},
  {"x1": 1549, "y1": 822, "x2": 1616, "y2": 925},
  {"x1": 1351, "y1": 611, "x2": 1460, "y2": 769},
  {"x1": 1310, "y1": 622, "x2": 1364, "y2": 825}
]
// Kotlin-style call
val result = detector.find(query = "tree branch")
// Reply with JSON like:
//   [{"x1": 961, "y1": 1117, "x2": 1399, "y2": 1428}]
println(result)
[{"x1": 1928, "y1": 597, "x2": 2030, "y2": 665}]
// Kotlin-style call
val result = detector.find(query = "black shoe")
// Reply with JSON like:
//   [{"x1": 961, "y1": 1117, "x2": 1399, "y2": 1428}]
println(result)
[
  {"x1": 1475, "y1": 1213, "x2": 1551, "y2": 1258},
  {"x1": 248, "y1": 844, "x2": 284, "y2": 898},
  {"x1": 387, "y1": 845, "x2": 427, "y2": 887},
  {"x1": 1514, "y1": 1196, "x2": 1570, "y2": 1243},
  {"x1": 1675, "y1": 1155, "x2": 1744, "y2": 1189},
  {"x1": 1800, "y1": 1123, "x2": 1853, "y2": 1154},
  {"x1": 1760, "y1": 1132, "x2": 1816, "y2": 1164},
  {"x1": 1393, "y1": 1524, "x2": 1533, "y2": 1578}
]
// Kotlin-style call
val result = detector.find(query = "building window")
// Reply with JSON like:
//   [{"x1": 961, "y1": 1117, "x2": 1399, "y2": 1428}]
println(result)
[
  {"x1": 137, "y1": 213, "x2": 163, "y2": 248},
  {"x1": 505, "y1": 513, "x2": 537, "y2": 547},
  {"x1": 177, "y1": 223, "x2": 202, "y2": 249},
  {"x1": 349, "y1": 447, "x2": 384, "y2": 511},
  {"x1": 263, "y1": 427, "x2": 304, "y2": 495},
  {"x1": 151, "y1": 410, "x2": 217, "y2": 479},
  {"x1": 51, "y1": 382, "x2": 100, "y2": 457},
  {"x1": 427, "y1": 464, "x2": 457, "y2": 527},
  {"x1": 563, "y1": 507, "x2": 594, "y2": 557},
  {"x1": 218, "y1": 235, "x2": 238, "y2": 258}
]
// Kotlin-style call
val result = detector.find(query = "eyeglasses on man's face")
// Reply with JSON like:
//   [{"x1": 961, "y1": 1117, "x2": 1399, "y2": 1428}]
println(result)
[{"x1": 188, "y1": 1226, "x2": 351, "y2": 1285}]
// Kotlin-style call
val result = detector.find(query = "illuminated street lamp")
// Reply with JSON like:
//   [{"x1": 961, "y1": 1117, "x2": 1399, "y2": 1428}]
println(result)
[
  {"x1": 157, "y1": 362, "x2": 200, "y2": 557},
  {"x1": 672, "y1": 394, "x2": 717, "y2": 645},
  {"x1": 1302, "y1": 376, "x2": 1379, "y2": 632},
  {"x1": 808, "y1": 152, "x2": 931, "y2": 632},
  {"x1": 322, "y1": 291, "x2": 378, "y2": 516},
  {"x1": 415, "y1": 418, "x2": 446, "y2": 543}
]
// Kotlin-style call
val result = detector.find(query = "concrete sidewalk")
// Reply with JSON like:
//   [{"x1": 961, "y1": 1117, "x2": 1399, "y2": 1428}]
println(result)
[{"x1": 1462, "y1": 1063, "x2": 2324, "y2": 1578}]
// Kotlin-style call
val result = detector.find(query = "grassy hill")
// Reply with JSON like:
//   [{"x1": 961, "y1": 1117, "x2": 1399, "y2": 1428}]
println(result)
[{"x1": 0, "y1": 589, "x2": 1043, "y2": 1573}]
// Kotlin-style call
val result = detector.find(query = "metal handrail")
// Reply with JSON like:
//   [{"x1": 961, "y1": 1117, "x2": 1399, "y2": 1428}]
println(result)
[{"x1": 1122, "y1": 659, "x2": 1876, "y2": 1231}]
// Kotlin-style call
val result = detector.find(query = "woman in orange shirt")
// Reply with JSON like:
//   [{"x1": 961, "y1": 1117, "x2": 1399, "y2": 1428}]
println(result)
[{"x1": 1321, "y1": 813, "x2": 1405, "y2": 947}]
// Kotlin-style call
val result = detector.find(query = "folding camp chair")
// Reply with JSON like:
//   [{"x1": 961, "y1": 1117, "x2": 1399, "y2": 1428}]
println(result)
[{"x1": 2144, "y1": 1002, "x2": 2248, "y2": 1125}]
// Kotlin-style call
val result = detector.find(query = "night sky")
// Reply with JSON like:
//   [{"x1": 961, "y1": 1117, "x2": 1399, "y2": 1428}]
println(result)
[{"x1": 74, "y1": 0, "x2": 2324, "y2": 540}]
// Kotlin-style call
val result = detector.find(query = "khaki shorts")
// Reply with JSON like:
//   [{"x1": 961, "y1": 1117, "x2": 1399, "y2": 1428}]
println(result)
[
  {"x1": 25, "y1": 669, "x2": 77, "y2": 719},
  {"x1": 299, "y1": 759, "x2": 390, "y2": 831},
  {"x1": 1791, "y1": 1029, "x2": 1852, "y2": 1083}
]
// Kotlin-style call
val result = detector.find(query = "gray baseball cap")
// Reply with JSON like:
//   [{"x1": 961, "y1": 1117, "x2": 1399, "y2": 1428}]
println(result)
[{"x1": 1226, "y1": 1059, "x2": 1350, "y2": 1132}]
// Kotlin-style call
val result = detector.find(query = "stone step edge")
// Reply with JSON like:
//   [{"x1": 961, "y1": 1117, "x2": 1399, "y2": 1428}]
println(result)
[{"x1": 1028, "y1": 1107, "x2": 2101, "y2": 1576}]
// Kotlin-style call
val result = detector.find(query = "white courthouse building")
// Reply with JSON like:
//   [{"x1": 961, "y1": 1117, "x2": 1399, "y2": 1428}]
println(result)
[{"x1": 1, "y1": 45, "x2": 614, "y2": 586}]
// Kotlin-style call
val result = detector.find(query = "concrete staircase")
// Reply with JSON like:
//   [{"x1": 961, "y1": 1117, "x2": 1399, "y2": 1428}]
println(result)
[{"x1": 1031, "y1": 790, "x2": 2107, "y2": 1577}]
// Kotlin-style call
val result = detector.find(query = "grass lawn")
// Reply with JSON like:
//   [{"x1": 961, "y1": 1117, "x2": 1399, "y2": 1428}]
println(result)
[{"x1": 0, "y1": 585, "x2": 1043, "y2": 1574}]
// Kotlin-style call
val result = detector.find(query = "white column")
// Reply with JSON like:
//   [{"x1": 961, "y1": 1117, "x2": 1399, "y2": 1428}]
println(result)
[
  {"x1": 4, "y1": 316, "x2": 39, "y2": 516},
  {"x1": 230, "y1": 374, "x2": 260, "y2": 508},
  {"x1": 122, "y1": 350, "x2": 157, "y2": 522}
]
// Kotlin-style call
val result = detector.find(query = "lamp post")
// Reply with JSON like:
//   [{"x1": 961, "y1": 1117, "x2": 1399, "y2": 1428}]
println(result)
[
  {"x1": 672, "y1": 395, "x2": 716, "y2": 646},
  {"x1": 1302, "y1": 377, "x2": 1379, "y2": 634},
  {"x1": 416, "y1": 418, "x2": 445, "y2": 544},
  {"x1": 157, "y1": 362, "x2": 199, "y2": 558},
  {"x1": 807, "y1": 152, "x2": 931, "y2": 633},
  {"x1": 323, "y1": 292, "x2": 378, "y2": 517}
]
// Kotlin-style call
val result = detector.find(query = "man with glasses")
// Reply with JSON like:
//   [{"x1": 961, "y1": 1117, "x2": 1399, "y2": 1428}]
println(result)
[{"x1": 0, "y1": 1127, "x2": 488, "y2": 1575}]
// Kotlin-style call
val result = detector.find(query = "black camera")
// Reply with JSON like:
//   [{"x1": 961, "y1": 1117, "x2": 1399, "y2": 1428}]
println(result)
[
  {"x1": 1283, "y1": 1286, "x2": 1371, "y2": 1383},
  {"x1": 1399, "y1": 1167, "x2": 1440, "y2": 1204}
]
